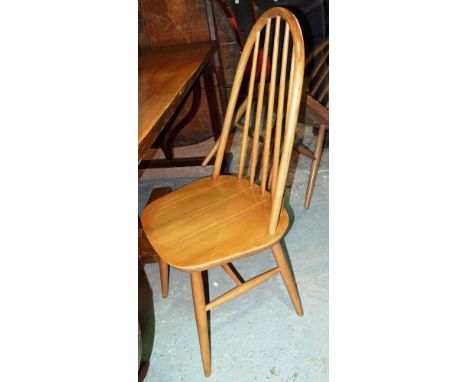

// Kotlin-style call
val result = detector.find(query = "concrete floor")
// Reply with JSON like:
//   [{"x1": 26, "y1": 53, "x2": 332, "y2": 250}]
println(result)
[{"x1": 138, "y1": 123, "x2": 328, "y2": 381}]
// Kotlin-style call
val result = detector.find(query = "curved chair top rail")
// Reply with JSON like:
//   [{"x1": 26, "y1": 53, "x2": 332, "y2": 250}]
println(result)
[{"x1": 212, "y1": 7, "x2": 305, "y2": 235}]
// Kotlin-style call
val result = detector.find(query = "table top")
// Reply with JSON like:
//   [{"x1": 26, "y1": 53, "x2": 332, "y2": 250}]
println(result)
[{"x1": 138, "y1": 41, "x2": 216, "y2": 163}]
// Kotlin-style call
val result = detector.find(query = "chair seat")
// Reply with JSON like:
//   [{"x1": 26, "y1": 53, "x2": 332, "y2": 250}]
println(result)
[{"x1": 140, "y1": 175, "x2": 289, "y2": 271}]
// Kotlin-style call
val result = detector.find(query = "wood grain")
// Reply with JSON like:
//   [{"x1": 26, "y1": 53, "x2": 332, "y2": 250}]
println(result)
[
  {"x1": 141, "y1": 176, "x2": 289, "y2": 271},
  {"x1": 138, "y1": 0, "x2": 233, "y2": 147},
  {"x1": 138, "y1": 42, "x2": 216, "y2": 163}
]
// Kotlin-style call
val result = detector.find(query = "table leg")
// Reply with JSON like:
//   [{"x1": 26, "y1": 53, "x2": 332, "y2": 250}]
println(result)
[
  {"x1": 203, "y1": 57, "x2": 229, "y2": 173},
  {"x1": 138, "y1": 51, "x2": 227, "y2": 171}
]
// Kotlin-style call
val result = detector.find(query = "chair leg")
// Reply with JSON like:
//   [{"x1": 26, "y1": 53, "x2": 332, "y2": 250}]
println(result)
[
  {"x1": 190, "y1": 271, "x2": 211, "y2": 377},
  {"x1": 271, "y1": 242, "x2": 304, "y2": 316},
  {"x1": 304, "y1": 124, "x2": 326, "y2": 209},
  {"x1": 159, "y1": 258, "x2": 169, "y2": 299},
  {"x1": 221, "y1": 263, "x2": 243, "y2": 285}
]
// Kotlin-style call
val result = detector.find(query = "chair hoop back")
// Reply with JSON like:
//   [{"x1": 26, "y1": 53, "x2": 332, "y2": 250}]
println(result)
[{"x1": 212, "y1": 7, "x2": 305, "y2": 235}]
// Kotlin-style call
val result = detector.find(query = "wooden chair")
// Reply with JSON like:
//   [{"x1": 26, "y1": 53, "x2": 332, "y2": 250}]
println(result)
[
  {"x1": 302, "y1": 38, "x2": 329, "y2": 208},
  {"x1": 140, "y1": 7, "x2": 305, "y2": 377}
]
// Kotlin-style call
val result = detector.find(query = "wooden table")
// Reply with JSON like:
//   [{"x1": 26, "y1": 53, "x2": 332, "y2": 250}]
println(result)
[
  {"x1": 138, "y1": 41, "x2": 225, "y2": 263},
  {"x1": 138, "y1": 40, "x2": 227, "y2": 380},
  {"x1": 138, "y1": 41, "x2": 223, "y2": 166}
]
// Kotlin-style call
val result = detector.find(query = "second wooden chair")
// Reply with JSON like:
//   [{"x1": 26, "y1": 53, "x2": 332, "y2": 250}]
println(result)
[{"x1": 141, "y1": 7, "x2": 305, "y2": 377}]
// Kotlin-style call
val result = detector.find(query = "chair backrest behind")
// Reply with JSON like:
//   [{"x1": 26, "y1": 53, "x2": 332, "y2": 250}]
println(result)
[
  {"x1": 212, "y1": 7, "x2": 305, "y2": 235},
  {"x1": 307, "y1": 38, "x2": 329, "y2": 109}
]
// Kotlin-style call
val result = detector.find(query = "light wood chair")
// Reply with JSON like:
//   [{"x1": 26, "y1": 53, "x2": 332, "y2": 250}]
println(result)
[{"x1": 140, "y1": 7, "x2": 305, "y2": 377}]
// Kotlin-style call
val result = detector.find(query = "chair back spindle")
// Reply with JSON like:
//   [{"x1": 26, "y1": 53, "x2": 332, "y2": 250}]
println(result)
[
  {"x1": 250, "y1": 18, "x2": 271, "y2": 187},
  {"x1": 270, "y1": 22, "x2": 290, "y2": 200},
  {"x1": 237, "y1": 33, "x2": 260, "y2": 180},
  {"x1": 260, "y1": 16, "x2": 281, "y2": 195}
]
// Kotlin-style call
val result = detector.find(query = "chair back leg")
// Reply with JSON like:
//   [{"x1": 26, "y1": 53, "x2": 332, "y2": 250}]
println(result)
[
  {"x1": 271, "y1": 242, "x2": 304, "y2": 316},
  {"x1": 159, "y1": 258, "x2": 169, "y2": 298},
  {"x1": 304, "y1": 124, "x2": 326, "y2": 208}
]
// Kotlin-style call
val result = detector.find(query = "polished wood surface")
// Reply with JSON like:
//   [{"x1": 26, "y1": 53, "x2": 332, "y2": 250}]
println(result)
[
  {"x1": 141, "y1": 176, "x2": 289, "y2": 271},
  {"x1": 140, "y1": 8, "x2": 305, "y2": 376},
  {"x1": 138, "y1": 41, "x2": 216, "y2": 163},
  {"x1": 138, "y1": 42, "x2": 222, "y2": 265}
]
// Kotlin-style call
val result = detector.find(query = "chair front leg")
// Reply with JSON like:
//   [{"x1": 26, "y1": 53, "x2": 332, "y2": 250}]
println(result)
[
  {"x1": 272, "y1": 242, "x2": 304, "y2": 316},
  {"x1": 190, "y1": 271, "x2": 211, "y2": 377}
]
